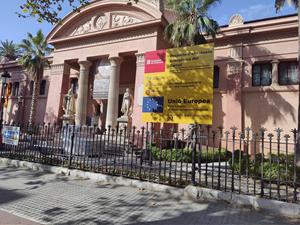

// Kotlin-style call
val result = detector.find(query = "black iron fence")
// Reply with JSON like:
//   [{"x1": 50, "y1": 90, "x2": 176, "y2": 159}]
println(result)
[{"x1": 0, "y1": 122, "x2": 299, "y2": 204}]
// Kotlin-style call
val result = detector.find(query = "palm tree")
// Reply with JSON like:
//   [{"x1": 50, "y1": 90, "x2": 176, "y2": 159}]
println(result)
[
  {"x1": 163, "y1": 0, "x2": 220, "y2": 153},
  {"x1": 18, "y1": 30, "x2": 52, "y2": 125},
  {"x1": 275, "y1": 0, "x2": 300, "y2": 167},
  {"x1": 0, "y1": 40, "x2": 19, "y2": 62},
  {"x1": 164, "y1": 0, "x2": 220, "y2": 47}
]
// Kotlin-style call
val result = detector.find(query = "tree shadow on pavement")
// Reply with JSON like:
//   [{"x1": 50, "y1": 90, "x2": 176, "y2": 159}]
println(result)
[
  {"x1": 0, "y1": 188, "x2": 26, "y2": 205},
  {"x1": 1, "y1": 166, "x2": 299, "y2": 225}
]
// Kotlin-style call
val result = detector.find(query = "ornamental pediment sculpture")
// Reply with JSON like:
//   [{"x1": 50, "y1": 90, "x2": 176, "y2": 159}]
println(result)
[
  {"x1": 228, "y1": 14, "x2": 244, "y2": 27},
  {"x1": 70, "y1": 13, "x2": 142, "y2": 36},
  {"x1": 71, "y1": 15, "x2": 107, "y2": 36},
  {"x1": 112, "y1": 15, "x2": 141, "y2": 28}
]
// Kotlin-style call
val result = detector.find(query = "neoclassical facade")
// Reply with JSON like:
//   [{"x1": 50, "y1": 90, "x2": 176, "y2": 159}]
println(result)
[{"x1": 0, "y1": 0, "x2": 299, "y2": 133}]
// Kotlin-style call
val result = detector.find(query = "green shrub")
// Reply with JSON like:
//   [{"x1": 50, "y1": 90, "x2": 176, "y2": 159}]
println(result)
[
  {"x1": 150, "y1": 146, "x2": 228, "y2": 163},
  {"x1": 229, "y1": 150, "x2": 297, "y2": 182}
]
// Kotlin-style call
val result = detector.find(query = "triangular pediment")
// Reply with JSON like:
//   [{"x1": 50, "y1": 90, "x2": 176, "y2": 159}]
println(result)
[
  {"x1": 68, "y1": 11, "x2": 145, "y2": 37},
  {"x1": 47, "y1": 0, "x2": 163, "y2": 43}
]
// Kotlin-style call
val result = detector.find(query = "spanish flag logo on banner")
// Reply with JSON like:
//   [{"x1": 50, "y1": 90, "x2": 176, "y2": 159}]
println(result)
[{"x1": 4, "y1": 83, "x2": 12, "y2": 108}]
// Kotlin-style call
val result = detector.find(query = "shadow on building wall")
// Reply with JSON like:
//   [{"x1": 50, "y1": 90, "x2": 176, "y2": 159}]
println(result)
[{"x1": 217, "y1": 44, "x2": 296, "y2": 134}]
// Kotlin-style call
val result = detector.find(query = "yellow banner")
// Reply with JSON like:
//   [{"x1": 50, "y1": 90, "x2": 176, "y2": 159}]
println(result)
[{"x1": 142, "y1": 43, "x2": 214, "y2": 124}]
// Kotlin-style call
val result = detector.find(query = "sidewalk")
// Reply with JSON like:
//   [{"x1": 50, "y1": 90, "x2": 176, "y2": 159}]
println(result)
[
  {"x1": 0, "y1": 165, "x2": 299, "y2": 225},
  {"x1": 0, "y1": 209, "x2": 40, "y2": 225}
]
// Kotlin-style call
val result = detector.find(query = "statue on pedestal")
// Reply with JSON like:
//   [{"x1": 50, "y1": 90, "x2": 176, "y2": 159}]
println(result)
[
  {"x1": 118, "y1": 88, "x2": 134, "y2": 131},
  {"x1": 62, "y1": 87, "x2": 76, "y2": 125},
  {"x1": 121, "y1": 88, "x2": 134, "y2": 118},
  {"x1": 91, "y1": 100, "x2": 101, "y2": 127}
]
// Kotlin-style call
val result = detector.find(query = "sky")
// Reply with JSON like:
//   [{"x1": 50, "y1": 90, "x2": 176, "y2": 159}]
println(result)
[{"x1": 0, "y1": 0, "x2": 297, "y2": 44}]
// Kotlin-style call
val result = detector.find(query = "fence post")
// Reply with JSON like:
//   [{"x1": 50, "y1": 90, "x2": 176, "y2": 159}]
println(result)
[
  {"x1": 292, "y1": 128, "x2": 298, "y2": 202},
  {"x1": 68, "y1": 124, "x2": 75, "y2": 169},
  {"x1": 191, "y1": 124, "x2": 197, "y2": 186},
  {"x1": 259, "y1": 128, "x2": 266, "y2": 197},
  {"x1": 245, "y1": 127, "x2": 251, "y2": 194},
  {"x1": 230, "y1": 126, "x2": 237, "y2": 192},
  {"x1": 284, "y1": 134, "x2": 290, "y2": 202},
  {"x1": 275, "y1": 128, "x2": 283, "y2": 200}
]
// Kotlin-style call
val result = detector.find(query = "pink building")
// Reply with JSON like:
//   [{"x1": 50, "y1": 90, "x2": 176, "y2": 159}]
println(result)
[{"x1": 0, "y1": 0, "x2": 298, "y2": 134}]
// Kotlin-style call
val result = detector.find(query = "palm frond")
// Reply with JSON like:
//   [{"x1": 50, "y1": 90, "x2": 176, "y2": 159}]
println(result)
[
  {"x1": 18, "y1": 29, "x2": 52, "y2": 81},
  {"x1": 201, "y1": 0, "x2": 222, "y2": 12},
  {"x1": 164, "y1": 0, "x2": 221, "y2": 47},
  {"x1": 275, "y1": 0, "x2": 298, "y2": 12},
  {"x1": 0, "y1": 39, "x2": 19, "y2": 61}
]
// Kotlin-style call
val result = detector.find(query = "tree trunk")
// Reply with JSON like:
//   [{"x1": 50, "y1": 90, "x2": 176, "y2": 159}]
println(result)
[
  {"x1": 28, "y1": 73, "x2": 41, "y2": 125},
  {"x1": 297, "y1": 0, "x2": 300, "y2": 167}
]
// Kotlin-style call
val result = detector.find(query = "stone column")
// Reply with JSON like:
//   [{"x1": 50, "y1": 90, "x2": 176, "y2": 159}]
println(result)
[
  {"x1": 76, "y1": 61, "x2": 92, "y2": 126},
  {"x1": 131, "y1": 53, "x2": 145, "y2": 129},
  {"x1": 106, "y1": 56, "x2": 123, "y2": 129},
  {"x1": 272, "y1": 60, "x2": 280, "y2": 85}
]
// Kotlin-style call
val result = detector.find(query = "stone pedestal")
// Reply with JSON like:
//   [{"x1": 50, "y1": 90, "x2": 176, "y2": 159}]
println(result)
[
  {"x1": 63, "y1": 125, "x2": 99, "y2": 156},
  {"x1": 61, "y1": 115, "x2": 75, "y2": 126},
  {"x1": 117, "y1": 116, "x2": 132, "y2": 132},
  {"x1": 91, "y1": 116, "x2": 100, "y2": 127}
]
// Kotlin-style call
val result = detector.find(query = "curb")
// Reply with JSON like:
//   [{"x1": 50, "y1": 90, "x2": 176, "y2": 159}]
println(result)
[{"x1": 1, "y1": 157, "x2": 299, "y2": 219}]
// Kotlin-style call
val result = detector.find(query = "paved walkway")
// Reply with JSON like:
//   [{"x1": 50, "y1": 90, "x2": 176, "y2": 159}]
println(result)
[
  {"x1": 0, "y1": 166, "x2": 299, "y2": 225},
  {"x1": 0, "y1": 209, "x2": 40, "y2": 225}
]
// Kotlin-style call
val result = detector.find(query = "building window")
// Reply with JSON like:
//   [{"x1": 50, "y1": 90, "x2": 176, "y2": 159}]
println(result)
[
  {"x1": 213, "y1": 66, "x2": 219, "y2": 89},
  {"x1": 252, "y1": 63, "x2": 272, "y2": 86},
  {"x1": 39, "y1": 80, "x2": 46, "y2": 95},
  {"x1": 279, "y1": 61, "x2": 299, "y2": 85},
  {"x1": 12, "y1": 82, "x2": 19, "y2": 96}
]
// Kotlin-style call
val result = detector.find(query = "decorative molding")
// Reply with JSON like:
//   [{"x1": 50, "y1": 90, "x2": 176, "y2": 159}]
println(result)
[
  {"x1": 242, "y1": 85, "x2": 298, "y2": 93},
  {"x1": 71, "y1": 15, "x2": 108, "y2": 36},
  {"x1": 229, "y1": 14, "x2": 244, "y2": 27},
  {"x1": 108, "y1": 57, "x2": 123, "y2": 67},
  {"x1": 71, "y1": 20, "x2": 93, "y2": 36},
  {"x1": 111, "y1": 14, "x2": 141, "y2": 28},
  {"x1": 229, "y1": 46, "x2": 242, "y2": 59},
  {"x1": 95, "y1": 15, "x2": 108, "y2": 30},
  {"x1": 78, "y1": 61, "x2": 92, "y2": 71},
  {"x1": 55, "y1": 29, "x2": 157, "y2": 53},
  {"x1": 51, "y1": 64, "x2": 64, "y2": 69},
  {"x1": 70, "y1": 13, "x2": 143, "y2": 36},
  {"x1": 227, "y1": 60, "x2": 243, "y2": 75},
  {"x1": 271, "y1": 59, "x2": 280, "y2": 64},
  {"x1": 50, "y1": 63, "x2": 71, "y2": 75},
  {"x1": 135, "y1": 53, "x2": 145, "y2": 67}
]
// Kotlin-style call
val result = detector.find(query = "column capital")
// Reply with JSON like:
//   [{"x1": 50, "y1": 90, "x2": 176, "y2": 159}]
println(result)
[
  {"x1": 78, "y1": 60, "x2": 92, "y2": 70},
  {"x1": 271, "y1": 59, "x2": 280, "y2": 64},
  {"x1": 108, "y1": 56, "x2": 123, "y2": 67},
  {"x1": 135, "y1": 52, "x2": 145, "y2": 67}
]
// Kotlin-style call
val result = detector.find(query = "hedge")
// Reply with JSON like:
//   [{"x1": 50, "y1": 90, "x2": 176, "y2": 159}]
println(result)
[
  {"x1": 150, "y1": 146, "x2": 228, "y2": 163},
  {"x1": 229, "y1": 150, "x2": 298, "y2": 182}
]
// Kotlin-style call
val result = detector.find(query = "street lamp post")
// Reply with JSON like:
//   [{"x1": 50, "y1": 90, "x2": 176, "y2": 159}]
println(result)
[{"x1": 0, "y1": 70, "x2": 11, "y2": 143}]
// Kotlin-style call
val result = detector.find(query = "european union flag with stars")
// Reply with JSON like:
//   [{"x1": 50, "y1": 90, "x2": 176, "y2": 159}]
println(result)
[{"x1": 142, "y1": 97, "x2": 164, "y2": 113}]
